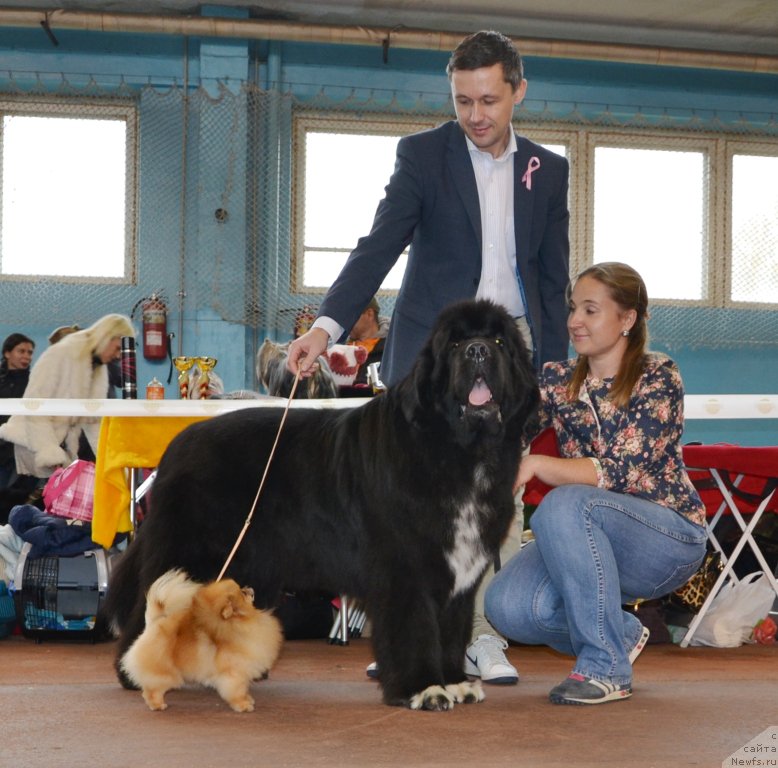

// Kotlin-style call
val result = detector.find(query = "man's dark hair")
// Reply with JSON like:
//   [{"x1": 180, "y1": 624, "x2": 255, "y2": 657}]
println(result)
[{"x1": 446, "y1": 30, "x2": 524, "y2": 89}]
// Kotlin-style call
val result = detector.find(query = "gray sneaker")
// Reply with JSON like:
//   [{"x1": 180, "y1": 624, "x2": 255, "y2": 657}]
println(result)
[{"x1": 549, "y1": 673, "x2": 632, "y2": 705}]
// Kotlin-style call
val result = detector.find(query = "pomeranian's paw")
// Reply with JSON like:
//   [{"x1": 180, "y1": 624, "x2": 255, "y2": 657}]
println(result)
[
  {"x1": 228, "y1": 694, "x2": 256, "y2": 713},
  {"x1": 142, "y1": 690, "x2": 168, "y2": 711}
]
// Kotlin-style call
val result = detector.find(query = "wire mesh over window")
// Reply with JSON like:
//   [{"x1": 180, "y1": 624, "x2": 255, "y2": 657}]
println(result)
[{"x1": 0, "y1": 79, "x2": 775, "y2": 353}]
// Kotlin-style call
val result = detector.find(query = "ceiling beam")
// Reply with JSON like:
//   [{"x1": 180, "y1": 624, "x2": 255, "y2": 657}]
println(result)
[{"x1": 1, "y1": 8, "x2": 777, "y2": 74}]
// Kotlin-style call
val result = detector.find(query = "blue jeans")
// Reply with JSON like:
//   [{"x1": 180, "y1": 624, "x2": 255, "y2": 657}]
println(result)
[{"x1": 485, "y1": 485, "x2": 707, "y2": 685}]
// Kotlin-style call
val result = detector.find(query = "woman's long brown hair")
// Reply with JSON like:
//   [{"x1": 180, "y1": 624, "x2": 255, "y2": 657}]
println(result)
[{"x1": 566, "y1": 262, "x2": 649, "y2": 409}]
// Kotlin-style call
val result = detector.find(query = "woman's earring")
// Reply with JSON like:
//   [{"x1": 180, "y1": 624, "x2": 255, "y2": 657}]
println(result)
[{"x1": 622, "y1": 329, "x2": 630, "y2": 337}]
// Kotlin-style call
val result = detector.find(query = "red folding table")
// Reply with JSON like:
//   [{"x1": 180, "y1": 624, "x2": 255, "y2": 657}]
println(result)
[{"x1": 680, "y1": 444, "x2": 778, "y2": 647}]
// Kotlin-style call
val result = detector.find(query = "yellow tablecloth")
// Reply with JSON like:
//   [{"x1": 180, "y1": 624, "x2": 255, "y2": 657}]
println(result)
[{"x1": 92, "y1": 416, "x2": 206, "y2": 547}]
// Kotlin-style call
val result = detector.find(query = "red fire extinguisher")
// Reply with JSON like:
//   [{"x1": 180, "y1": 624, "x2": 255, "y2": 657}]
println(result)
[{"x1": 133, "y1": 293, "x2": 168, "y2": 360}]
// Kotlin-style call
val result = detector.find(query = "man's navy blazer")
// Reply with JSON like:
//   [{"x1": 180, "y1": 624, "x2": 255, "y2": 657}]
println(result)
[{"x1": 318, "y1": 120, "x2": 571, "y2": 386}]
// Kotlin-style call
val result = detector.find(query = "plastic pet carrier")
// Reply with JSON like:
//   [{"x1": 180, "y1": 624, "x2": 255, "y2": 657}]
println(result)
[{"x1": 13, "y1": 543, "x2": 111, "y2": 642}]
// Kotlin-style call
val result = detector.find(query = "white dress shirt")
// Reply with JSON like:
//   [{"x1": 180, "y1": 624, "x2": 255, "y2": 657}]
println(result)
[{"x1": 468, "y1": 131, "x2": 525, "y2": 319}]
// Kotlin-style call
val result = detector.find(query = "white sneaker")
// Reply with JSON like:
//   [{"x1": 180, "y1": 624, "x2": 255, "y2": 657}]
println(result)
[
  {"x1": 464, "y1": 634, "x2": 519, "y2": 685},
  {"x1": 365, "y1": 660, "x2": 379, "y2": 679}
]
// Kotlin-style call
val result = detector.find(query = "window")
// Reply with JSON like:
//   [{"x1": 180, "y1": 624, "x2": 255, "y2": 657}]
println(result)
[
  {"x1": 294, "y1": 114, "x2": 572, "y2": 293},
  {"x1": 591, "y1": 143, "x2": 707, "y2": 301},
  {"x1": 0, "y1": 100, "x2": 137, "y2": 281},
  {"x1": 730, "y1": 150, "x2": 778, "y2": 305},
  {"x1": 294, "y1": 113, "x2": 777, "y2": 311},
  {"x1": 293, "y1": 115, "x2": 436, "y2": 292}
]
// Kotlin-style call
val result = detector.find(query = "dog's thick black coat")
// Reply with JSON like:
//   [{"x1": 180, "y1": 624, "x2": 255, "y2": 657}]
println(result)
[{"x1": 103, "y1": 300, "x2": 538, "y2": 709}]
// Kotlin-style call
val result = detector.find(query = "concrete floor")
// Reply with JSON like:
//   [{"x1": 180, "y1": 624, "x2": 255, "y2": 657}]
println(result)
[{"x1": 0, "y1": 633, "x2": 775, "y2": 768}]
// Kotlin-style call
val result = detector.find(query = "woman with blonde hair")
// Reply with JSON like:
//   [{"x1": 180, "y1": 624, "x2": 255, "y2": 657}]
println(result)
[
  {"x1": 485, "y1": 262, "x2": 707, "y2": 705},
  {"x1": 0, "y1": 314, "x2": 134, "y2": 481}
]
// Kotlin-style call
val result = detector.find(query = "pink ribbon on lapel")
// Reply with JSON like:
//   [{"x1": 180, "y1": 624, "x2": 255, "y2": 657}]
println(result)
[{"x1": 522, "y1": 156, "x2": 541, "y2": 190}]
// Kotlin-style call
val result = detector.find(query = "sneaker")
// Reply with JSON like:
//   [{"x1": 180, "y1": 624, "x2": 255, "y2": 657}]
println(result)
[
  {"x1": 629, "y1": 625, "x2": 650, "y2": 665},
  {"x1": 365, "y1": 661, "x2": 379, "y2": 679},
  {"x1": 464, "y1": 634, "x2": 519, "y2": 685},
  {"x1": 549, "y1": 673, "x2": 632, "y2": 705}
]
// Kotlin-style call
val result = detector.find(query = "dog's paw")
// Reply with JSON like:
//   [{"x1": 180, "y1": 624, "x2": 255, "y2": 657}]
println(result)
[
  {"x1": 408, "y1": 685, "x2": 455, "y2": 711},
  {"x1": 445, "y1": 680, "x2": 485, "y2": 704},
  {"x1": 228, "y1": 695, "x2": 256, "y2": 713},
  {"x1": 142, "y1": 690, "x2": 168, "y2": 711}
]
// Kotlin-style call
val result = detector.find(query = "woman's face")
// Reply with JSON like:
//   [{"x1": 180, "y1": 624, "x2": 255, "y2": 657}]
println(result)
[
  {"x1": 4, "y1": 342, "x2": 34, "y2": 370},
  {"x1": 567, "y1": 275, "x2": 635, "y2": 367},
  {"x1": 99, "y1": 336, "x2": 123, "y2": 364}
]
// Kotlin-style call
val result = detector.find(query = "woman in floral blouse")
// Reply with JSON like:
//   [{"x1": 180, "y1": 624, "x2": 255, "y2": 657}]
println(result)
[{"x1": 485, "y1": 261, "x2": 707, "y2": 706}]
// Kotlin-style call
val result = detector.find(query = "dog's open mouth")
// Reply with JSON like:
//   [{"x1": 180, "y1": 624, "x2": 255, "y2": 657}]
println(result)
[
  {"x1": 468, "y1": 377, "x2": 492, "y2": 406},
  {"x1": 460, "y1": 376, "x2": 501, "y2": 421}
]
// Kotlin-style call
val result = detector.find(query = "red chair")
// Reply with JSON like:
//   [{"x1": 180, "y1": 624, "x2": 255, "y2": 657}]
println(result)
[
  {"x1": 522, "y1": 427, "x2": 558, "y2": 508},
  {"x1": 680, "y1": 444, "x2": 778, "y2": 647}
]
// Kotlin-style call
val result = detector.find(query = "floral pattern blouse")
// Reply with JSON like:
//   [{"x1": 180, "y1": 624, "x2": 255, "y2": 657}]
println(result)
[{"x1": 537, "y1": 353, "x2": 706, "y2": 527}]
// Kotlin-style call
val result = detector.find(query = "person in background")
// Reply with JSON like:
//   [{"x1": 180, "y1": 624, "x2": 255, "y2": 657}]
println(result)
[
  {"x1": 49, "y1": 323, "x2": 121, "y2": 397},
  {"x1": 0, "y1": 333, "x2": 35, "y2": 490},
  {"x1": 48, "y1": 324, "x2": 80, "y2": 345},
  {"x1": 290, "y1": 30, "x2": 571, "y2": 684},
  {"x1": 485, "y1": 262, "x2": 707, "y2": 705},
  {"x1": 0, "y1": 314, "x2": 135, "y2": 483},
  {"x1": 347, "y1": 297, "x2": 389, "y2": 386}
]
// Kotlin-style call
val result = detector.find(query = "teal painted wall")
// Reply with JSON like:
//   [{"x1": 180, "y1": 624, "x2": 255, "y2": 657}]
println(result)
[{"x1": 0, "y1": 15, "x2": 776, "y2": 444}]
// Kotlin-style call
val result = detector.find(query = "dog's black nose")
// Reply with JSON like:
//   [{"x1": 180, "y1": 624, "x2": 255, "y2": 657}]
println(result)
[{"x1": 465, "y1": 341, "x2": 489, "y2": 363}]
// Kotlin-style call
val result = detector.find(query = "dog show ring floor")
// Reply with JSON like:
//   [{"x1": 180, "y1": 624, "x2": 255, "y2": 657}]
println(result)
[{"x1": 0, "y1": 634, "x2": 775, "y2": 767}]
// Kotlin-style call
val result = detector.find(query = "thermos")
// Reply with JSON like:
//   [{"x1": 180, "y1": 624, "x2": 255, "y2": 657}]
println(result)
[{"x1": 120, "y1": 336, "x2": 137, "y2": 400}]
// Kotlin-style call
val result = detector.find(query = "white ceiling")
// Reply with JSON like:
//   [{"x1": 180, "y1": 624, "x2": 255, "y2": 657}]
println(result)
[{"x1": 2, "y1": 0, "x2": 778, "y2": 57}]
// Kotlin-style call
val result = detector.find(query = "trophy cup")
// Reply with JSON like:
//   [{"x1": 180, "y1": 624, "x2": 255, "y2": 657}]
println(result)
[
  {"x1": 194, "y1": 356, "x2": 218, "y2": 399},
  {"x1": 173, "y1": 356, "x2": 195, "y2": 399}
]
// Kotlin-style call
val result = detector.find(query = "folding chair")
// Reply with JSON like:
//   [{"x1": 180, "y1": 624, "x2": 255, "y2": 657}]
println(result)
[{"x1": 680, "y1": 444, "x2": 778, "y2": 647}]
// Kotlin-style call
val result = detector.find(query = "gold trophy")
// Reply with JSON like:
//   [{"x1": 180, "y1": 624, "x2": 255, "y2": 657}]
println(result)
[
  {"x1": 173, "y1": 356, "x2": 195, "y2": 399},
  {"x1": 194, "y1": 356, "x2": 218, "y2": 399}
]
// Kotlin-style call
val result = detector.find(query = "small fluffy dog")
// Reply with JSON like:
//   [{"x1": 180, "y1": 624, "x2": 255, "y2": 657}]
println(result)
[
  {"x1": 120, "y1": 570, "x2": 283, "y2": 712},
  {"x1": 256, "y1": 338, "x2": 338, "y2": 399}
]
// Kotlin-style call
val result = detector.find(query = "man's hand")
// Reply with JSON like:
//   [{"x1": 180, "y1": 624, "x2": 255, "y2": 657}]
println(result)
[{"x1": 286, "y1": 328, "x2": 329, "y2": 377}]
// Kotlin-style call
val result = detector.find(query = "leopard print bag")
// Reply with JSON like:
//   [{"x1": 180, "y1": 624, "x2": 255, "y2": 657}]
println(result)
[{"x1": 666, "y1": 549, "x2": 724, "y2": 613}]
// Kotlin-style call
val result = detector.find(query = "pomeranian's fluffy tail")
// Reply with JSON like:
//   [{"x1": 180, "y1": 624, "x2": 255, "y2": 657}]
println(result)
[{"x1": 144, "y1": 569, "x2": 201, "y2": 624}]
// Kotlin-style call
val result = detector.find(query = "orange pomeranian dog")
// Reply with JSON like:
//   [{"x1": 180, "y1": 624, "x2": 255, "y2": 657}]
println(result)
[{"x1": 119, "y1": 569, "x2": 283, "y2": 712}]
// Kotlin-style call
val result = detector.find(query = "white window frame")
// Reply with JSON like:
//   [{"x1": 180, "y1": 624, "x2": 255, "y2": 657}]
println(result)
[
  {"x1": 726, "y1": 139, "x2": 778, "y2": 309},
  {"x1": 292, "y1": 112, "x2": 437, "y2": 294},
  {"x1": 292, "y1": 112, "x2": 778, "y2": 311},
  {"x1": 0, "y1": 97, "x2": 138, "y2": 284}
]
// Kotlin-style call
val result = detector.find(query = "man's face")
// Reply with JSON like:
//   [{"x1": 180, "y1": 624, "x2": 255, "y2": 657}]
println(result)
[
  {"x1": 450, "y1": 63, "x2": 527, "y2": 158},
  {"x1": 350, "y1": 308, "x2": 377, "y2": 341}
]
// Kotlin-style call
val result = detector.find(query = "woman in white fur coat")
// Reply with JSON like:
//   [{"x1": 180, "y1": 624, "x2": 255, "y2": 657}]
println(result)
[{"x1": 0, "y1": 314, "x2": 135, "y2": 480}]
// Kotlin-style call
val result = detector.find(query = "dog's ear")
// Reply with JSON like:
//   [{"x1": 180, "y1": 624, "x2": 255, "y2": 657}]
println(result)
[
  {"x1": 503, "y1": 323, "x2": 541, "y2": 442},
  {"x1": 220, "y1": 599, "x2": 235, "y2": 620},
  {"x1": 397, "y1": 338, "x2": 437, "y2": 425}
]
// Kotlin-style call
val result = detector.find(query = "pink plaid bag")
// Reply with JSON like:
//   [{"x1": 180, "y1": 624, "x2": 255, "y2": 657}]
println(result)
[{"x1": 42, "y1": 459, "x2": 96, "y2": 522}]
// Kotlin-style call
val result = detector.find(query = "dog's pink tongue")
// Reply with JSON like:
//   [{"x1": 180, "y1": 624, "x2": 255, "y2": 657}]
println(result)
[{"x1": 468, "y1": 379, "x2": 492, "y2": 406}]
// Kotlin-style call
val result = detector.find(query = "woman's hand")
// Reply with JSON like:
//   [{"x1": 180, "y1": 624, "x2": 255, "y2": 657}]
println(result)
[
  {"x1": 513, "y1": 454, "x2": 599, "y2": 494},
  {"x1": 514, "y1": 454, "x2": 541, "y2": 494}
]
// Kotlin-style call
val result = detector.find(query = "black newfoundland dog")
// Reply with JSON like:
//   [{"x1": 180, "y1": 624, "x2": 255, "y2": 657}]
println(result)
[{"x1": 102, "y1": 299, "x2": 538, "y2": 710}]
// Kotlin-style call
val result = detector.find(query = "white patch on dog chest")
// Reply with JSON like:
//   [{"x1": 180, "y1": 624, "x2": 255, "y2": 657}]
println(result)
[{"x1": 446, "y1": 498, "x2": 489, "y2": 597}]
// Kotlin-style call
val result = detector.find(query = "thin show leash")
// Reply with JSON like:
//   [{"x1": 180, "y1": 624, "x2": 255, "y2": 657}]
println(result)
[{"x1": 216, "y1": 368, "x2": 302, "y2": 582}]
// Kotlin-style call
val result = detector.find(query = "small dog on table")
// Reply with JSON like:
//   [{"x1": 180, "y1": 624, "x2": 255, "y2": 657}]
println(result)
[
  {"x1": 256, "y1": 339, "x2": 338, "y2": 399},
  {"x1": 120, "y1": 570, "x2": 283, "y2": 712}
]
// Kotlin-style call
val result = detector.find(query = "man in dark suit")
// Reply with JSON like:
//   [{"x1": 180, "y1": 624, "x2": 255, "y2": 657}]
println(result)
[
  {"x1": 290, "y1": 30, "x2": 569, "y2": 386},
  {"x1": 289, "y1": 29, "x2": 570, "y2": 685}
]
